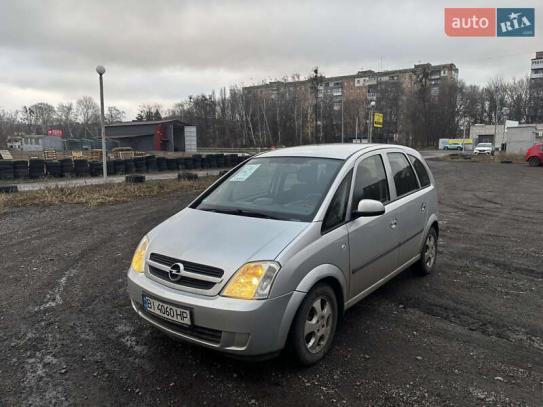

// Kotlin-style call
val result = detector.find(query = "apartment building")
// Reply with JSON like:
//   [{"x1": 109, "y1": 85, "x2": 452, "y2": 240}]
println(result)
[
  {"x1": 528, "y1": 51, "x2": 543, "y2": 123},
  {"x1": 243, "y1": 62, "x2": 458, "y2": 142}
]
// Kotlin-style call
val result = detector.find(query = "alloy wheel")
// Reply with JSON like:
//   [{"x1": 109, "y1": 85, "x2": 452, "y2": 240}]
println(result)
[
  {"x1": 304, "y1": 296, "x2": 333, "y2": 353},
  {"x1": 424, "y1": 233, "x2": 436, "y2": 268}
]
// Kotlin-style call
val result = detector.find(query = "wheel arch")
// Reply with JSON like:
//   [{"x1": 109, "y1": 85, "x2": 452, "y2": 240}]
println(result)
[{"x1": 275, "y1": 264, "x2": 347, "y2": 350}]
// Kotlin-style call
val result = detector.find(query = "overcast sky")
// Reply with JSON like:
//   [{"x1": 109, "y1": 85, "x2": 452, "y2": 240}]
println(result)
[{"x1": 0, "y1": 0, "x2": 541, "y2": 119}]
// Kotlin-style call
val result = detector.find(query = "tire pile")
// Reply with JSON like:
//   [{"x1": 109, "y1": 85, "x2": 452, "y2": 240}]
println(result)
[
  {"x1": 29, "y1": 159, "x2": 45, "y2": 179},
  {"x1": 45, "y1": 160, "x2": 62, "y2": 177},
  {"x1": 0, "y1": 153, "x2": 247, "y2": 181},
  {"x1": 0, "y1": 160, "x2": 15, "y2": 180}
]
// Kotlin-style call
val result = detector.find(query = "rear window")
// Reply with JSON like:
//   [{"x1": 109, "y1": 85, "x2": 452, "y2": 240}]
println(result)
[{"x1": 408, "y1": 155, "x2": 431, "y2": 187}]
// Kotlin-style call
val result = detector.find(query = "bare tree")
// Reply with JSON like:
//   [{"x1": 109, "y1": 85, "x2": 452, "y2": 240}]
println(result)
[
  {"x1": 105, "y1": 106, "x2": 126, "y2": 124},
  {"x1": 30, "y1": 102, "x2": 56, "y2": 134},
  {"x1": 76, "y1": 96, "x2": 100, "y2": 138},
  {"x1": 57, "y1": 102, "x2": 75, "y2": 137}
]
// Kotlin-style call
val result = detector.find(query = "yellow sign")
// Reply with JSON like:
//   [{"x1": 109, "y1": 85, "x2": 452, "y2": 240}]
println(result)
[
  {"x1": 448, "y1": 138, "x2": 473, "y2": 145},
  {"x1": 374, "y1": 112, "x2": 383, "y2": 128}
]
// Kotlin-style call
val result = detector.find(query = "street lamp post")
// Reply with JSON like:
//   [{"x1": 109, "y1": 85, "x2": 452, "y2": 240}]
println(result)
[
  {"x1": 368, "y1": 100, "x2": 376, "y2": 143},
  {"x1": 96, "y1": 65, "x2": 107, "y2": 180}
]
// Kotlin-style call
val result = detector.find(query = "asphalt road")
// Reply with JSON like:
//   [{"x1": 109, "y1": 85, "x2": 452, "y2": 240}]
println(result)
[{"x1": 1, "y1": 159, "x2": 542, "y2": 406}]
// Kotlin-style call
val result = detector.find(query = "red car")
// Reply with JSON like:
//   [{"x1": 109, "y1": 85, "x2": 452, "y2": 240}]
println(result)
[{"x1": 525, "y1": 143, "x2": 543, "y2": 167}]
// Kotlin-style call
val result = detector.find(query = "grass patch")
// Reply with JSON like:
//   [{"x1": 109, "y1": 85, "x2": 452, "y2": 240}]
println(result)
[{"x1": 0, "y1": 177, "x2": 217, "y2": 211}]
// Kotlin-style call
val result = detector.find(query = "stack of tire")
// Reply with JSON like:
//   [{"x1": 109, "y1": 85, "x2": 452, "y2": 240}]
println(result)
[
  {"x1": 114, "y1": 159, "x2": 126, "y2": 175},
  {"x1": 223, "y1": 155, "x2": 231, "y2": 168},
  {"x1": 124, "y1": 158, "x2": 136, "y2": 174},
  {"x1": 145, "y1": 155, "x2": 158, "y2": 172},
  {"x1": 0, "y1": 160, "x2": 14, "y2": 180},
  {"x1": 166, "y1": 158, "x2": 178, "y2": 171},
  {"x1": 206, "y1": 154, "x2": 217, "y2": 169},
  {"x1": 14, "y1": 160, "x2": 28, "y2": 178},
  {"x1": 184, "y1": 157, "x2": 194, "y2": 170},
  {"x1": 157, "y1": 157, "x2": 167, "y2": 171},
  {"x1": 216, "y1": 154, "x2": 225, "y2": 168},
  {"x1": 29, "y1": 159, "x2": 45, "y2": 179},
  {"x1": 192, "y1": 154, "x2": 202, "y2": 169},
  {"x1": 89, "y1": 161, "x2": 103, "y2": 177},
  {"x1": 74, "y1": 159, "x2": 89, "y2": 177},
  {"x1": 134, "y1": 156, "x2": 146, "y2": 173},
  {"x1": 107, "y1": 160, "x2": 115, "y2": 175},
  {"x1": 200, "y1": 156, "x2": 208, "y2": 169},
  {"x1": 176, "y1": 157, "x2": 185, "y2": 170},
  {"x1": 45, "y1": 160, "x2": 62, "y2": 177},
  {"x1": 61, "y1": 158, "x2": 74, "y2": 177}
]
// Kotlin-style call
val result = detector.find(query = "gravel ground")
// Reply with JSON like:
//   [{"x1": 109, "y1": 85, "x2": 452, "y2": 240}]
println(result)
[{"x1": 1, "y1": 160, "x2": 542, "y2": 406}]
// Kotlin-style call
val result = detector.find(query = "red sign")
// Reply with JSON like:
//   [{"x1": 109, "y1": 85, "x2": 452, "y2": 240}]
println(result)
[
  {"x1": 445, "y1": 8, "x2": 496, "y2": 37},
  {"x1": 47, "y1": 129, "x2": 64, "y2": 137}
]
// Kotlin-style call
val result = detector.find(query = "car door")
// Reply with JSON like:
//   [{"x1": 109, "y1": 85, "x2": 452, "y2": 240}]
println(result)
[
  {"x1": 347, "y1": 153, "x2": 400, "y2": 299},
  {"x1": 385, "y1": 151, "x2": 427, "y2": 267}
]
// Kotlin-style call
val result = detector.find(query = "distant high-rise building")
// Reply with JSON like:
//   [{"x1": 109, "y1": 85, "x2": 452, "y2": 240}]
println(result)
[{"x1": 528, "y1": 51, "x2": 543, "y2": 123}]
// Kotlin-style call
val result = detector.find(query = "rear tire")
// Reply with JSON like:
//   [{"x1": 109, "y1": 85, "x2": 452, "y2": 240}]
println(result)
[
  {"x1": 528, "y1": 157, "x2": 540, "y2": 167},
  {"x1": 415, "y1": 228, "x2": 438, "y2": 276},
  {"x1": 288, "y1": 284, "x2": 338, "y2": 366}
]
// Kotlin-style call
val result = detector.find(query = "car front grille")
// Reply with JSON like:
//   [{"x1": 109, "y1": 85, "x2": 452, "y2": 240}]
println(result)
[
  {"x1": 136, "y1": 302, "x2": 222, "y2": 344},
  {"x1": 149, "y1": 253, "x2": 224, "y2": 278},
  {"x1": 147, "y1": 253, "x2": 224, "y2": 290},
  {"x1": 148, "y1": 265, "x2": 216, "y2": 289}
]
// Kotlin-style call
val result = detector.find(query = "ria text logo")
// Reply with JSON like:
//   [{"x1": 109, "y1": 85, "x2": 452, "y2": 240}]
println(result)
[{"x1": 445, "y1": 8, "x2": 535, "y2": 37}]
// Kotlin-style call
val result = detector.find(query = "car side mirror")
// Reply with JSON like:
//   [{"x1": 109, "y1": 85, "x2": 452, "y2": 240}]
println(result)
[{"x1": 352, "y1": 199, "x2": 385, "y2": 218}]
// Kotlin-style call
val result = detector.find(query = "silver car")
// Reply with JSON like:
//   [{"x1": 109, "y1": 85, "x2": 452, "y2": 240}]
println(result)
[{"x1": 128, "y1": 144, "x2": 439, "y2": 365}]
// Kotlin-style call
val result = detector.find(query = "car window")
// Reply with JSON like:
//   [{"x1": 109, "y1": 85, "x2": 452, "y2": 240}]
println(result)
[
  {"x1": 352, "y1": 155, "x2": 389, "y2": 206},
  {"x1": 322, "y1": 170, "x2": 352, "y2": 233},
  {"x1": 387, "y1": 152, "x2": 419, "y2": 197},
  {"x1": 408, "y1": 155, "x2": 431, "y2": 187}
]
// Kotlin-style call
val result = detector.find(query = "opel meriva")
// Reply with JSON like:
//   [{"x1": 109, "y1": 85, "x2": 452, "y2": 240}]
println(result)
[{"x1": 128, "y1": 144, "x2": 439, "y2": 365}]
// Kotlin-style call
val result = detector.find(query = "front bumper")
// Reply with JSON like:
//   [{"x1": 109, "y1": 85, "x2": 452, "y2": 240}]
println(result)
[{"x1": 127, "y1": 268, "x2": 305, "y2": 356}]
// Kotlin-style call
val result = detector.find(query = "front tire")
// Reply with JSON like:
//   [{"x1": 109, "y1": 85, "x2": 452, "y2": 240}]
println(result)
[
  {"x1": 528, "y1": 157, "x2": 540, "y2": 167},
  {"x1": 288, "y1": 284, "x2": 338, "y2": 365},
  {"x1": 415, "y1": 228, "x2": 438, "y2": 276}
]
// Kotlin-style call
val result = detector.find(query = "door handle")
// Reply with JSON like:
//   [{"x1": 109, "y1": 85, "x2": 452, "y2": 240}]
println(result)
[
  {"x1": 420, "y1": 202, "x2": 427, "y2": 213},
  {"x1": 390, "y1": 218, "x2": 398, "y2": 229}
]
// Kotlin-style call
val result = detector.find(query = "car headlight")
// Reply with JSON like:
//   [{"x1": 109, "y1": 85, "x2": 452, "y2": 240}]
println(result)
[
  {"x1": 131, "y1": 236, "x2": 149, "y2": 273},
  {"x1": 222, "y1": 261, "x2": 281, "y2": 300}
]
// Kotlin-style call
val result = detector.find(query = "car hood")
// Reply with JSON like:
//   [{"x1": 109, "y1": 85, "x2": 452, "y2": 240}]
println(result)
[
  {"x1": 147, "y1": 207, "x2": 309, "y2": 283},
  {"x1": 475, "y1": 147, "x2": 491, "y2": 150}
]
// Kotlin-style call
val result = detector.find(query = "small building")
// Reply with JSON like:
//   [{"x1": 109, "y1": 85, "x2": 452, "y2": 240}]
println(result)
[
  {"x1": 505, "y1": 124, "x2": 543, "y2": 154},
  {"x1": 19, "y1": 135, "x2": 64, "y2": 152},
  {"x1": 105, "y1": 119, "x2": 197, "y2": 152},
  {"x1": 470, "y1": 124, "x2": 505, "y2": 148}
]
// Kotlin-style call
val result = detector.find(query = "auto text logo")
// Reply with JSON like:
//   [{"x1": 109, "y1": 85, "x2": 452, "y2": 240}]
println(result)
[{"x1": 444, "y1": 8, "x2": 535, "y2": 37}]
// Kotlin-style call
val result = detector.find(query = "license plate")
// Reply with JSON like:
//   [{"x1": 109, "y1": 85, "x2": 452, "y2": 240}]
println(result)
[{"x1": 142, "y1": 295, "x2": 192, "y2": 326}]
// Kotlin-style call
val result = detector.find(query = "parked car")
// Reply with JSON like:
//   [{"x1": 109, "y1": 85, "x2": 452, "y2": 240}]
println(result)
[
  {"x1": 444, "y1": 143, "x2": 463, "y2": 151},
  {"x1": 525, "y1": 143, "x2": 543, "y2": 167},
  {"x1": 127, "y1": 144, "x2": 439, "y2": 365},
  {"x1": 473, "y1": 143, "x2": 494, "y2": 155}
]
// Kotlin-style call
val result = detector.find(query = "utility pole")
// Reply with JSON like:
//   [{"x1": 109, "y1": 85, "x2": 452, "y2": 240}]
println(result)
[
  {"x1": 313, "y1": 68, "x2": 319, "y2": 144},
  {"x1": 341, "y1": 98, "x2": 344, "y2": 143}
]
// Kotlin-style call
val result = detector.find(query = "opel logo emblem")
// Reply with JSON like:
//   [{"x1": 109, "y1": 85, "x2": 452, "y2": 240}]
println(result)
[{"x1": 168, "y1": 263, "x2": 184, "y2": 282}]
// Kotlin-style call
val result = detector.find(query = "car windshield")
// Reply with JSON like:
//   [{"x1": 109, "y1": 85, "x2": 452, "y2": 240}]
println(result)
[
  {"x1": 478, "y1": 143, "x2": 492, "y2": 147},
  {"x1": 196, "y1": 156, "x2": 343, "y2": 222}
]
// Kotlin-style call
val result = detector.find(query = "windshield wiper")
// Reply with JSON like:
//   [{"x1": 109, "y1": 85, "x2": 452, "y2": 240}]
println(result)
[{"x1": 200, "y1": 207, "x2": 282, "y2": 220}]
